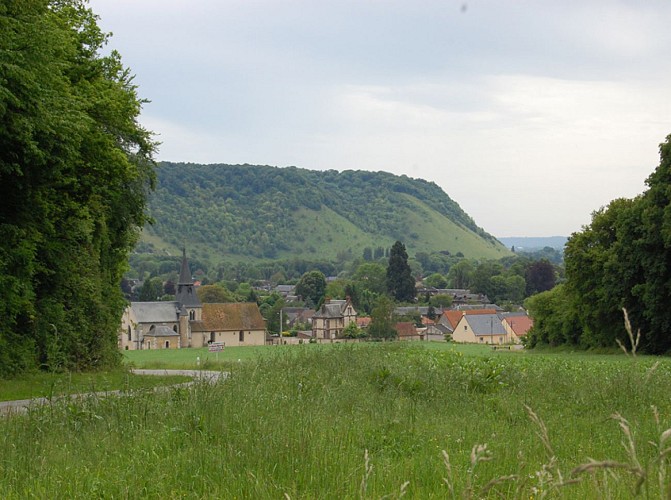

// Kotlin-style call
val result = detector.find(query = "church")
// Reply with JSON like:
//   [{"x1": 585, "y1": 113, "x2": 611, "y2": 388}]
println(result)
[{"x1": 119, "y1": 250, "x2": 267, "y2": 350}]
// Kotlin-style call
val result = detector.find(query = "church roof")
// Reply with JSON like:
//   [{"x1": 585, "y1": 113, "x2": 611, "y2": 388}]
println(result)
[
  {"x1": 192, "y1": 303, "x2": 266, "y2": 332},
  {"x1": 130, "y1": 301, "x2": 180, "y2": 323}
]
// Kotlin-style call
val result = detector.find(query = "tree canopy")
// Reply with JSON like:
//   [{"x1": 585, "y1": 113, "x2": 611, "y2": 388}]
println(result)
[
  {"x1": 0, "y1": 0, "x2": 156, "y2": 376},
  {"x1": 527, "y1": 134, "x2": 671, "y2": 354},
  {"x1": 295, "y1": 270, "x2": 327, "y2": 307}
]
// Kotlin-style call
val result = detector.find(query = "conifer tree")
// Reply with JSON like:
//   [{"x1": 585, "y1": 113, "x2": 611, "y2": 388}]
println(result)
[{"x1": 386, "y1": 241, "x2": 416, "y2": 302}]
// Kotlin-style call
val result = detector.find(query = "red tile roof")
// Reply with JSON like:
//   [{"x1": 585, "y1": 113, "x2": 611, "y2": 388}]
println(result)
[
  {"x1": 395, "y1": 322, "x2": 418, "y2": 337},
  {"x1": 442, "y1": 309, "x2": 497, "y2": 329},
  {"x1": 357, "y1": 317, "x2": 372, "y2": 328},
  {"x1": 503, "y1": 315, "x2": 533, "y2": 336}
]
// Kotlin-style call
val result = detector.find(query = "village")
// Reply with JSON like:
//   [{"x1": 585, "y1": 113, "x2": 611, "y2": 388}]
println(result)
[{"x1": 120, "y1": 251, "x2": 533, "y2": 350}]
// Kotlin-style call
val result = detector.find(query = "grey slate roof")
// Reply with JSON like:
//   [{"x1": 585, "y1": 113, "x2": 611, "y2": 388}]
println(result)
[
  {"x1": 313, "y1": 303, "x2": 345, "y2": 319},
  {"x1": 175, "y1": 249, "x2": 202, "y2": 308},
  {"x1": 466, "y1": 314, "x2": 507, "y2": 336},
  {"x1": 145, "y1": 325, "x2": 180, "y2": 337},
  {"x1": 131, "y1": 301, "x2": 180, "y2": 323}
]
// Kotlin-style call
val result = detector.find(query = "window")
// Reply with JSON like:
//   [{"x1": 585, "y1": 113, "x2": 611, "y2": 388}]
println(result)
[
  {"x1": 165, "y1": 340, "x2": 170, "y2": 349},
  {"x1": 210, "y1": 332, "x2": 215, "y2": 343},
  {"x1": 464, "y1": 325, "x2": 468, "y2": 331},
  {"x1": 239, "y1": 330, "x2": 244, "y2": 342},
  {"x1": 189, "y1": 310, "x2": 195, "y2": 320},
  {"x1": 127, "y1": 326, "x2": 131, "y2": 341}
]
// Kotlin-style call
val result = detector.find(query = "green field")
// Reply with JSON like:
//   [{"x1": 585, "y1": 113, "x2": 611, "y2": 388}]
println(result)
[
  {"x1": 2, "y1": 342, "x2": 671, "y2": 498},
  {"x1": 0, "y1": 371, "x2": 192, "y2": 402}
]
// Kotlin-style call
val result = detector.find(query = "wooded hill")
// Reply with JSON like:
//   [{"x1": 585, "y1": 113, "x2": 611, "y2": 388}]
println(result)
[{"x1": 140, "y1": 162, "x2": 509, "y2": 265}]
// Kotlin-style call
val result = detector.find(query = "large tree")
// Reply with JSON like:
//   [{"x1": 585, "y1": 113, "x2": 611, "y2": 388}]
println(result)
[
  {"x1": 538, "y1": 134, "x2": 671, "y2": 354},
  {"x1": 295, "y1": 270, "x2": 327, "y2": 307},
  {"x1": 386, "y1": 241, "x2": 415, "y2": 302},
  {"x1": 0, "y1": 1, "x2": 156, "y2": 375}
]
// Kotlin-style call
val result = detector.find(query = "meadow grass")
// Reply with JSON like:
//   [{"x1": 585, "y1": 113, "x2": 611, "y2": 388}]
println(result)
[
  {"x1": 0, "y1": 371, "x2": 192, "y2": 402},
  {"x1": 2, "y1": 342, "x2": 671, "y2": 498}
]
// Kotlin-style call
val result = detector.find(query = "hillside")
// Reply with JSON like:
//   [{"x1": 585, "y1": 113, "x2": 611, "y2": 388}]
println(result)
[{"x1": 139, "y1": 162, "x2": 510, "y2": 265}]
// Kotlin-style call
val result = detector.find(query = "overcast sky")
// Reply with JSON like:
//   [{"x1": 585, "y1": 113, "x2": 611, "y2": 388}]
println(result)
[{"x1": 89, "y1": 0, "x2": 671, "y2": 238}]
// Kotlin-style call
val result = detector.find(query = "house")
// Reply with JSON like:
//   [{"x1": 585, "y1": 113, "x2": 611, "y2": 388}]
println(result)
[
  {"x1": 190, "y1": 303, "x2": 266, "y2": 347},
  {"x1": 396, "y1": 322, "x2": 422, "y2": 341},
  {"x1": 438, "y1": 309, "x2": 498, "y2": 334},
  {"x1": 452, "y1": 313, "x2": 511, "y2": 345},
  {"x1": 312, "y1": 298, "x2": 357, "y2": 340},
  {"x1": 281, "y1": 307, "x2": 315, "y2": 329},
  {"x1": 119, "y1": 249, "x2": 266, "y2": 350},
  {"x1": 501, "y1": 313, "x2": 533, "y2": 343}
]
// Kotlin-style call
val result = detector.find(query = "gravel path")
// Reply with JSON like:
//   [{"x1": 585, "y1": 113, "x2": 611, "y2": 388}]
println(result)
[{"x1": 0, "y1": 369, "x2": 227, "y2": 417}]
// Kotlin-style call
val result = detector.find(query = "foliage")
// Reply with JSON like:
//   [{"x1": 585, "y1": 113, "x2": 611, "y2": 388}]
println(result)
[
  {"x1": 525, "y1": 259, "x2": 557, "y2": 295},
  {"x1": 0, "y1": 1, "x2": 156, "y2": 375},
  {"x1": 196, "y1": 284, "x2": 235, "y2": 303},
  {"x1": 352, "y1": 262, "x2": 387, "y2": 295},
  {"x1": 429, "y1": 294, "x2": 453, "y2": 308},
  {"x1": 530, "y1": 134, "x2": 671, "y2": 354},
  {"x1": 386, "y1": 241, "x2": 416, "y2": 302},
  {"x1": 368, "y1": 296, "x2": 397, "y2": 340},
  {"x1": 139, "y1": 162, "x2": 508, "y2": 267},
  {"x1": 295, "y1": 270, "x2": 327, "y2": 307},
  {"x1": 137, "y1": 278, "x2": 164, "y2": 302},
  {"x1": 342, "y1": 322, "x2": 365, "y2": 339},
  {"x1": 423, "y1": 272, "x2": 448, "y2": 289}
]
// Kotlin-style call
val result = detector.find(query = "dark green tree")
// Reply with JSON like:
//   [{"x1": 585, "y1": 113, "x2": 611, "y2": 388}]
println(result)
[
  {"x1": 295, "y1": 270, "x2": 327, "y2": 307},
  {"x1": 0, "y1": 0, "x2": 156, "y2": 375},
  {"x1": 386, "y1": 241, "x2": 415, "y2": 302},
  {"x1": 138, "y1": 278, "x2": 164, "y2": 302},
  {"x1": 525, "y1": 260, "x2": 556, "y2": 296}
]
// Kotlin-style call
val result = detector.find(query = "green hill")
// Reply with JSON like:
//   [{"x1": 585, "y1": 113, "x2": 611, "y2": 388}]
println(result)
[{"x1": 139, "y1": 162, "x2": 509, "y2": 265}]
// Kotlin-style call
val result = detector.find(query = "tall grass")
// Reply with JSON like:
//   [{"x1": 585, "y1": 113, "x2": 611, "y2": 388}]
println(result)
[{"x1": 1, "y1": 343, "x2": 670, "y2": 497}]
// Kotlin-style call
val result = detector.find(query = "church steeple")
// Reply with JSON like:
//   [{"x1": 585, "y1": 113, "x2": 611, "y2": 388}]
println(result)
[{"x1": 175, "y1": 248, "x2": 202, "y2": 308}]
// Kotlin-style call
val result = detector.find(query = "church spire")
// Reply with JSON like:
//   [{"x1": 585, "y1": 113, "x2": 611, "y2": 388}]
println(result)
[
  {"x1": 175, "y1": 248, "x2": 202, "y2": 308},
  {"x1": 178, "y1": 247, "x2": 192, "y2": 285}
]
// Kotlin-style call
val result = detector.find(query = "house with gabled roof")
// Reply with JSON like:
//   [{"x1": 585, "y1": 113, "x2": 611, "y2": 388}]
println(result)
[
  {"x1": 396, "y1": 322, "x2": 422, "y2": 341},
  {"x1": 312, "y1": 298, "x2": 357, "y2": 340},
  {"x1": 438, "y1": 309, "x2": 498, "y2": 334},
  {"x1": 452, "y1": 313, "x2": 510, "y2": 345}
]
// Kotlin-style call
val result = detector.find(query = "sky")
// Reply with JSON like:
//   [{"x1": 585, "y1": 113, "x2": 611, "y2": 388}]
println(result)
[{"x1": 89, "y1": 0, "x2": 671, "y2": 238}]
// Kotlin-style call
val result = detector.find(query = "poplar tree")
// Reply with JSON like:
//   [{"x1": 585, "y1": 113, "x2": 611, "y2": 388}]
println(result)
[{"x1": 386, "y1": 241, "x2": 415, "y2": 302}]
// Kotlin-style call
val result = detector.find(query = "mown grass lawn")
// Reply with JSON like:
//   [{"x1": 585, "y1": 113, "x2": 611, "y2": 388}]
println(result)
[{"x1": 2, "y1": 342, "x2": 670, "y2": 498}]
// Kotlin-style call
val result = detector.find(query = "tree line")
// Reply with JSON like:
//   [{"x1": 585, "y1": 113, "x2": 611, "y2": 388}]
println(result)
[
  {"x1": 526, "y1": 135, "x2": 671, "y2": 354},
  {"x1": 0, "y1": 1, "x2": 156, "y2": 376}
]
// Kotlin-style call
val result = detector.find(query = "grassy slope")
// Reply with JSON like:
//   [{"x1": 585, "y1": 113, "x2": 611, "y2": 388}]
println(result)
[
  {"x1": 142, "y1": 196, "x2": 509, "y2": 264},
  {"x1": 138, "y1": 164, "x2": 510, "y2": 266},
  {"x1": 2, "y1": 343, "x2": 669, "y2": 497}
]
